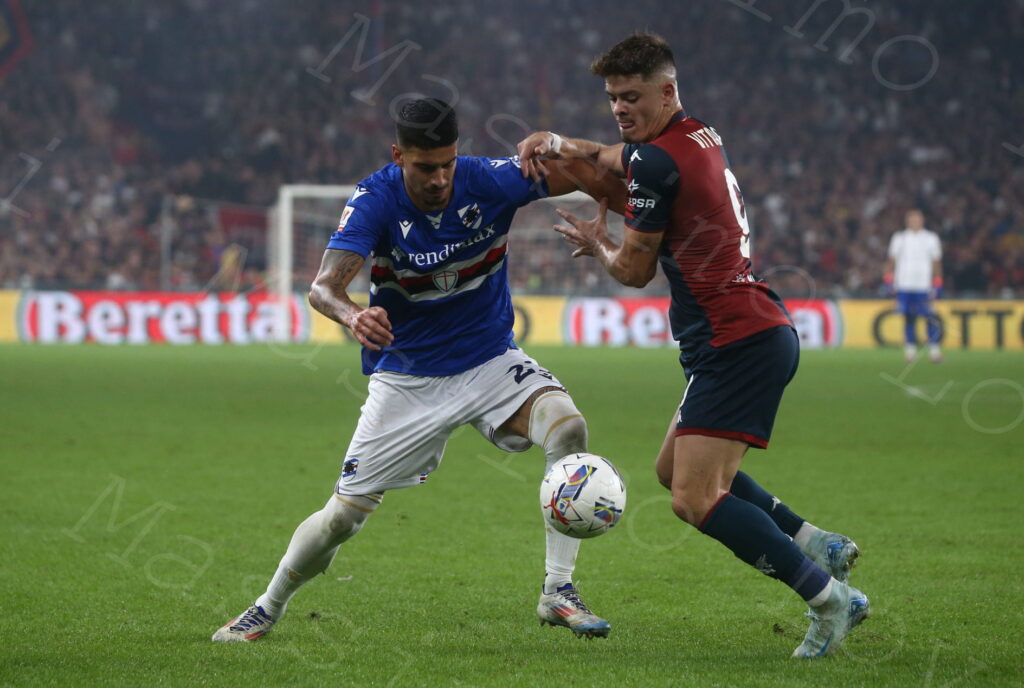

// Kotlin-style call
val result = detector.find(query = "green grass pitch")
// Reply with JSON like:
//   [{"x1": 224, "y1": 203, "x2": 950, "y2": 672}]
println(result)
[{"x1": 1, "y1": 344, "x2": 1021, "y2": 687}]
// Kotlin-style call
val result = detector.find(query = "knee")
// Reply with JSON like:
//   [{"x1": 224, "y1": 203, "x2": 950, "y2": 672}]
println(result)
[
  {"x1": 325, "y1": 508, "x2": 364, "y2": 540},
  {"x1": 531, "y1": 392, "x2": 588, "y2": 456},
  {"x1": 323, "y1": 495, "x2": 379, "y2": 543},
  {"x1": 670, "y1": 486, "x2": 720, "y2": 528},
  {"x1": 555, "y1": 415, "x2": 588, "y2": 455}
]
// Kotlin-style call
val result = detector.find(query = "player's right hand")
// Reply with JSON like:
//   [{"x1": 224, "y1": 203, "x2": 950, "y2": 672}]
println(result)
[
  {"x1": 516, "y1": 132, "x2": 556, "y2": 183},
  {"x1": 347, "y1": 306, "x2": 394, "y2": 351}
]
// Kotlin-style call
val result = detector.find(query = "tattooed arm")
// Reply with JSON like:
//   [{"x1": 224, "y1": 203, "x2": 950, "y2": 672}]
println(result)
[{"x1": 308, "y1": 249, "x2": 394, "y2": 351}]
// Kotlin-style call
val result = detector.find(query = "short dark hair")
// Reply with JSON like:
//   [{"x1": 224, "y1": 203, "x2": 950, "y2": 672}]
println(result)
[
  {"x1": 395, "y1": 98, "x2": 458, "y2": 149},
  {"x1": 590, "y1": 32, "x2": 676, "y2": 80}
]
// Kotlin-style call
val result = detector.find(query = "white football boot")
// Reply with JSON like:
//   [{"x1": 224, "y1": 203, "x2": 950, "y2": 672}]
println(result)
[
  {"x1": 792, "y1": 582, "x2": 870, "y2": 658},
  {"x1": 537, "y1": 583, "x2": 610, "y2": 639},
  {"x1": 803, "y1": 530, "x2": 860, "y2": 583},
  {"x1": 211, "y1": 604, "x2": 276, "y2": 642}
]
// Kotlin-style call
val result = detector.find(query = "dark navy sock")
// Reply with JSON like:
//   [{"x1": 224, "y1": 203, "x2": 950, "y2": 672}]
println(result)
[
  {"x1": 700, "y1": 494, "x2": 831, "y2": 602},
  {"x1": 905, "y1": 313, "x2": 919, "y2": 345},
  {"x1": 729, "y1": 471, "x2": 804, "y2": 538}
]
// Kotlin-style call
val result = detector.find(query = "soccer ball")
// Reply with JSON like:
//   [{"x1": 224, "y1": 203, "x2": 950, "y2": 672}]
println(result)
[{"x1": 539, "y1": 453, "x2": 626, "y2": 539}]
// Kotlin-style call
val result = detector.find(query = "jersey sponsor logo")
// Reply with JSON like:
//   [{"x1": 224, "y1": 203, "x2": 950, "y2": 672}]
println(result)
[
  {"x1": 432, "y1": 269, "x2": 459, "y2": 293},
  {"x1": 458, "y1": 203, "x2": 482, "y2": 230},
  {"x1": 337, "y1": 206, "x2": 355, "y2": 230},
  {"x1": 686, "y1": 126, "x2": 723, "y2": 149},
  {"x1": 401, "y1": 223, "x2": 496, "y2": 268},
  {"x1": 628, "y1": 197, "x2": 657, "y2": 209},
  {"x1": 626, "y1": 179, "x2": 639, "y2": 193},
  {"x1": 370, "y1": 234, "x2": 508, "y2": 303},
  {"x1": 399, "y1": 219, "x2": 414, "y2": 238},
  {"x1": 349, "y1": 185, "x2": 370, "y2": 201}
]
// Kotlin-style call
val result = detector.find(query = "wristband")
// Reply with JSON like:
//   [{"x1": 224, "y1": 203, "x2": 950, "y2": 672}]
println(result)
[{"x1": 549, "y1": 133, "x2": 563, "y2": 155}]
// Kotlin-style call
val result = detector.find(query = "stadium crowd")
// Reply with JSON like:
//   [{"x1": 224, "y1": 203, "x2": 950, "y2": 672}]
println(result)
[{"x1": 1, "y1": 0, "x2": 1021, "y2": 296}]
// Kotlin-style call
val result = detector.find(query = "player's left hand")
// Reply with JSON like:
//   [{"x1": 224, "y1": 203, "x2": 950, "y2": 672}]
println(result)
[{"x1": 553, "y1": 198, "x2": 608, "y2": 258}]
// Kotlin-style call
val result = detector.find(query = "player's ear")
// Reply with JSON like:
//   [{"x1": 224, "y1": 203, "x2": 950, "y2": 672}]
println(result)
[
  {"x1": 391, "y1": 144, "x2": 403, "y2": 167},
  {"x1": 662, "y1": 80, "x2": 677, "y2": 104}
]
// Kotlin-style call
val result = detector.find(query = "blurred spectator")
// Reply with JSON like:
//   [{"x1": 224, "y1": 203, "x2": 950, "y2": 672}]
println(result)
[{"x1": 0, "y1": 0, "x2": 1020, "y2": 296}]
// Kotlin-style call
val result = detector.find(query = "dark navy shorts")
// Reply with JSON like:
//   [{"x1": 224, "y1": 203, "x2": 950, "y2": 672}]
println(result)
[{"x1": 676, "y1": 325, "x2": 799, "y2": 449}]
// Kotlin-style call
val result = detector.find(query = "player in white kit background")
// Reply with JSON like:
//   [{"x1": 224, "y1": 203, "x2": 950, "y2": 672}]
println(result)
[
  {"x1": 885, "y1": 209, "x2": 943, "y2": 363},
  {"x1": 212, "y1": 98, "x2": 628, "y2": 642}
]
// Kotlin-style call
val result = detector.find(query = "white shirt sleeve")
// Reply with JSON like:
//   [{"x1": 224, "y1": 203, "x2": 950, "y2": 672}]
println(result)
[{"x1": 888, "y1": 232, "x2": 901, "y2": 260}]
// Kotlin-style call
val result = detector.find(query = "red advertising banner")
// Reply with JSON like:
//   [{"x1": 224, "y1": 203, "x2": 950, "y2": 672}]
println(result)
[
  {"x1": 563, "y1": 297, "x2": 840, "y2": 349},
  {"x1": 18, "y1": 291, "x2": 307, "y2": 344}
]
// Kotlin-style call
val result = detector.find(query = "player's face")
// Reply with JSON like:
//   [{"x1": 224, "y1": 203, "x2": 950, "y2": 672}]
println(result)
[
  {"x1": 605, "y1": 74, "x2": 677, "y2": 143},
  {"x1": 906, "y1": 210, "x2": 924, "y2": 230},
  {"x1": 393, "y1": 143, "x2": 457, "y2": 211}
]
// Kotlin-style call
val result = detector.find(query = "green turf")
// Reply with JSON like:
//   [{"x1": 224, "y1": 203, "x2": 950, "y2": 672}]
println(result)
[{"x1": 1, "y1": 344, "x2": 1021, "y2": 687}]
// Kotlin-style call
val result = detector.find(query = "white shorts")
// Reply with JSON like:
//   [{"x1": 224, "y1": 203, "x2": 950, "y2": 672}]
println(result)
[{"x1": 334, "y1": 348, "x2": 565, "y2": 496}]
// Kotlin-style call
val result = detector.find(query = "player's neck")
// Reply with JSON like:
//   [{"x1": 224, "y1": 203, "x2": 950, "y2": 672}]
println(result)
[{"x1": 648, "y1": 106, "x2": 684, "y2": 141}]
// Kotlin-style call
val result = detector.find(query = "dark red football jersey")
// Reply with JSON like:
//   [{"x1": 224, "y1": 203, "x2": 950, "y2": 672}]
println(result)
[{"x1": 622, "y1": 111, "x2": 792, "y2": 365}]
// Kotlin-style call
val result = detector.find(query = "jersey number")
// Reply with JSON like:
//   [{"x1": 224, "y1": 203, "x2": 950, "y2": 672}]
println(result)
[
  {"x1": 724, "y1": 168, "x2": 751, "y2": 259},
  {"x1": 507, "y1": 363, "x2": 553, "y2": 384}
]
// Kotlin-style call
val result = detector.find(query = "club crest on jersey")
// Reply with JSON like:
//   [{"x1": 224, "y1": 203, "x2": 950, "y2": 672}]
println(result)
[
  {"x1": 458, "y1": 203, "x2": 482, "y2": 230},
  {"x1": 342, "y1": 459, "x2": 359, "y2": 479},
  {"x1": 432, "y1": 269, "x2": 459, "y2": 293}
]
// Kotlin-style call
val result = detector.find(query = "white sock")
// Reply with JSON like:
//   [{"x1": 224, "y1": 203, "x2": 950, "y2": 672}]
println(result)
[
  {"x1": 793, "y1": 521, "x2": 823, "y2": 552},
  {"x1": 807, "y1": 578, "x2": 835, "y2": 607},
  {"x1": 528, "y1": 391, "x2": 588, "y2": 594},
  {"x1": 543, "y1": 527, "x2": 579, "y2": 593},
  {"x1": 255, "y1": 493, "x2": 381, "y2": 618}
]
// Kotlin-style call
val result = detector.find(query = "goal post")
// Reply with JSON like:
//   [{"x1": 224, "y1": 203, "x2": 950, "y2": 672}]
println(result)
[{"x1": 270, "y1": 184, "x2": 354, "y2": 341}]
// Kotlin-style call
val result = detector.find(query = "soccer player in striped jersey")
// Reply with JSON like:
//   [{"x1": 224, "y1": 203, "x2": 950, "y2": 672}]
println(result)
[
  {"x1": 212, "y1": 99, "x2": 627, "y2": 642},
  {"x1": 517, "y1": 33, "x2": 868, "y2": 658}
]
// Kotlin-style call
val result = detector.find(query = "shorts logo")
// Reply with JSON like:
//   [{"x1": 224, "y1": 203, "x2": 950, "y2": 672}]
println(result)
[
  {"x1": 342, "y1": 458, "x2": 359, "y2": 479},
  {"x1": 432, "y1": 270, "x2": 459, "y2": 292}
]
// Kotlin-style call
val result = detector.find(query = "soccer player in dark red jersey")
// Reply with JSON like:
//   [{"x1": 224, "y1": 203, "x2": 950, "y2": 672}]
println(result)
[{"x1": 517, "y1": 33, "x2": 869, "y2": 658}]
